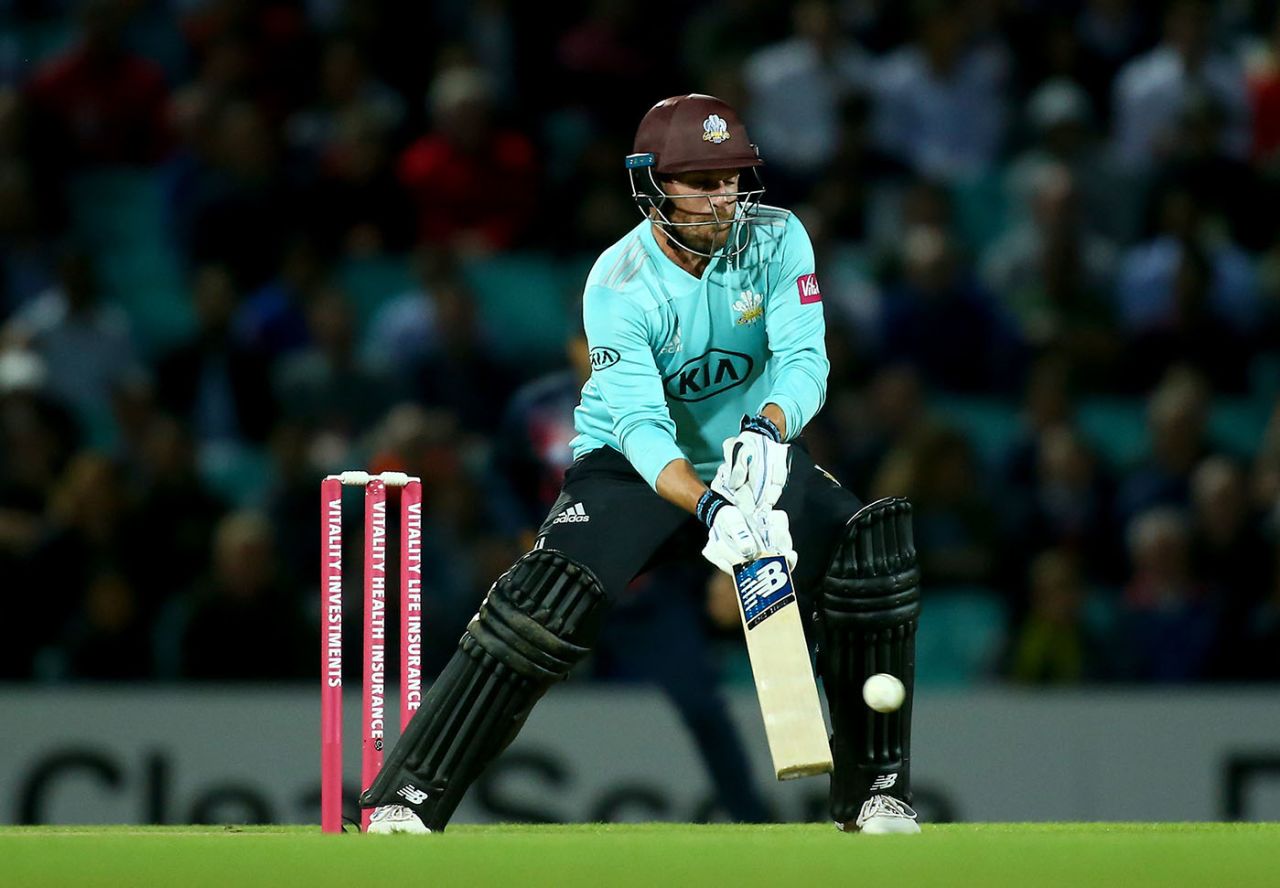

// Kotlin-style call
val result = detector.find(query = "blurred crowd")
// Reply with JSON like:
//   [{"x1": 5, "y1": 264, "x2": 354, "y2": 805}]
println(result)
[{"x1": 1, "y1": 0, "x2": 1279, "y2": 685}]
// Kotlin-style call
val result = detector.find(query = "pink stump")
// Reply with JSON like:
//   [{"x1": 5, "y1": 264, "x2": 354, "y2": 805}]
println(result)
[
  {"x1": 400, "y1": 480, "x2": 423, "y2": 731},
  {"x1": 320, "y1": 477, "x2": 344, "y2": 833},
  {"x1": 361, "y1": 478, "x2": 388, "y2": 832}
]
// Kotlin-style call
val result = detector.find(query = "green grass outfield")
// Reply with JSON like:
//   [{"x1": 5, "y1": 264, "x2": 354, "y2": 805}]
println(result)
[{"x1": 3, "y1": 823, "x2": 1277, "y2": 887}]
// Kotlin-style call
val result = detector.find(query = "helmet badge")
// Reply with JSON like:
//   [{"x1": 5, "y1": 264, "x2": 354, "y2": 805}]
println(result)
[{"x1": 702, "y1": 114, "x2": 731, "y2": 144}]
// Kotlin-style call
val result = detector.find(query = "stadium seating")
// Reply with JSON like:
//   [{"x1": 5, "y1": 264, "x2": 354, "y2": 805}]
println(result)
[
  {"x1": 197, "y1": 441, "x2": 274, "y2": 510},
  {"x1": 69, "y1": 170, "x2": 194, "y2": 355},
  {"x1": 461, "y1": 254, "x2": 582, "y2": 363},
  {"x1": 337, "y1": 255, "x2": 418, "y2": 331},
  {"x1": 950, "y1": 173, "x2": 1009, "y2": 255},
  {"x1": 932, "y1": 395, "x2": 1023, "y2": 468},
  {"x1": 1077, "y1": 398, "x2": 1148, "y2": 470},
  {"x1": 915, "y1": 587, "x2": 1008, "y2": 687}
]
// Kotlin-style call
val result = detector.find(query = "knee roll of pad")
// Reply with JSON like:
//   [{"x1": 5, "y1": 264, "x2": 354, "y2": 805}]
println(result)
[
  {"x1": 822, "y1": 497, "x2": 921, "y2": 630},
  {"x1": 464, "y1": 548, "x2": 606, "y2": 680},
  {"x1": 359, "y1": 549, "x2": 605, "y2": 829}
]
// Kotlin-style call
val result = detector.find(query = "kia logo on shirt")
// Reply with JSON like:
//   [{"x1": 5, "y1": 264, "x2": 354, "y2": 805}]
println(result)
[
  {"x1": 589, "y1": 347, "x2": 620, "y2": 371},
  {"x1": 663, "y1": 349, "x2": 754, "y2": 402}
]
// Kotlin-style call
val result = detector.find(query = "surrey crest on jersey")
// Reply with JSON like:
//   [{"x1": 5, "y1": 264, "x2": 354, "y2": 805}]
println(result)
[{"x1": 733, "y1": 290, "x2": 764, "y2": 326}]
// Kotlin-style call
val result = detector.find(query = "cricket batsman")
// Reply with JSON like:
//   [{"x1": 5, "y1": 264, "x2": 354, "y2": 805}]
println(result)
[{"x1": 360, "y1": 94, "x2": 922, "y2": 834}]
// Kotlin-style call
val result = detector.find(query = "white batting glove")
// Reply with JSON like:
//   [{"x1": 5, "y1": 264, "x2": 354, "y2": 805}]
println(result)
[
  {"x1": 696, "y1": 489, "x2": 764, "y2": 575},
  {"x1": 754, "y1": 507, "x2": 798, "y2": 572},
  {"x1": 696, "y1": 489, "x2": 797, "y2": 576},
  {"x1": 722, "y1": 413, "x2": 791, "y2": 516}
]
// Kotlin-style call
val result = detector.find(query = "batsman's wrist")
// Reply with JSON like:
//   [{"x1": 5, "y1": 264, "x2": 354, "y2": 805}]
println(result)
[
  {"x1": 695, "y1": 489, "x2": 730, "y2": 528},
  {"x1": 741, "y1": 412, "x2": 782, "y2": 443}
]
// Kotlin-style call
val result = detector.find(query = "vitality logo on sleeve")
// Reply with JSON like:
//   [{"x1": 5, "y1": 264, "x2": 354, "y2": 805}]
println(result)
[{"x1": 796, "y1": 273, "x2": 821, "y2": 304}]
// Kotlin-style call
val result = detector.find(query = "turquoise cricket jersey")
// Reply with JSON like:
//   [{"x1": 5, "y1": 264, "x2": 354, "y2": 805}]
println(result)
[{"x1": 570, "y1": 206, "x2": 829, "y2": 489}]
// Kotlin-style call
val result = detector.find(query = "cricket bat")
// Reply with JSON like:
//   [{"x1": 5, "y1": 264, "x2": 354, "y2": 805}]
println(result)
[{"x1": 732, "y1": 555, "x2": 833, "y2": 780}]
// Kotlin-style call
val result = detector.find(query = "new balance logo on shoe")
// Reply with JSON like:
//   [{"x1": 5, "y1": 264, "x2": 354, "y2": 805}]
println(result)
[
  {"x1": 397, "y1": 784, "x2": 429, "y2": 805},
  {"x1": 870, "y1": 774, "x2": 898, "y2": 791},
  {"x1": 552, "y1": 503, "x2": 590, "y2": 524}
]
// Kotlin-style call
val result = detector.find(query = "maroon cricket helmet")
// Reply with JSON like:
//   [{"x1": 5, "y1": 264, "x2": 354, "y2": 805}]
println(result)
[{"x1": 630, "y1": 94, "x2": 763, "y2": 175}]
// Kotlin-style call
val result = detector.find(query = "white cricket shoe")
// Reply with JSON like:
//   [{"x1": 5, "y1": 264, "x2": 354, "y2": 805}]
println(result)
[
  {"x1": 837, "y1": 794, "x2": 921, "y2": 834},
  {"x1": 367, "y1": 805, "x2": 431, "y2": 834}
]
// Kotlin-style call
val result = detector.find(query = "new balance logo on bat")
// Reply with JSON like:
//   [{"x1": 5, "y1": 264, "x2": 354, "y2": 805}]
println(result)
[
  {"x1": 738, "y1": 560, "x2": 789, "y2": 606},
  {"x1": 552, "y1": 502, "x2": 590, "y2": 524},
  {"x1": 870, "y1": 774, "x2": 898, "y2": 791},
  {"x1": 397, "y1": 784, "x2": 429, "y2": 805},
  {"x1": 734, "y1": 556, "x2": 796, "y2": 629}
]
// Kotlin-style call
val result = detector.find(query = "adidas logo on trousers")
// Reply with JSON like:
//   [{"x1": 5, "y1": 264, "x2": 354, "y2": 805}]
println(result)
[{"x1": 553, "y1": 503, "x2": 590, "y2": 524}]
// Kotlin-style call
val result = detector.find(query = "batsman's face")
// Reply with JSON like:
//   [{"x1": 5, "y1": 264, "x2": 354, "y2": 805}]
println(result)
[{"x1": 662, "y1": 169, "x2": 740, "y2": 251}]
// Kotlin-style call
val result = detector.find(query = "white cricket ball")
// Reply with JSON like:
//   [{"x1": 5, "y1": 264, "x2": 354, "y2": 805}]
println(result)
[{"x1": 862, "y1": 673, "x2": 905, "y2": 713}]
